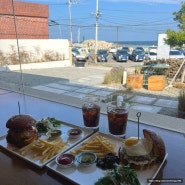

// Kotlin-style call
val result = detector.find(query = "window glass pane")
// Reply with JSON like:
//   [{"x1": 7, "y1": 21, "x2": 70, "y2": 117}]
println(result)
[{"x1": 0, "y1": 0, "x2": 183, "y2": 121}]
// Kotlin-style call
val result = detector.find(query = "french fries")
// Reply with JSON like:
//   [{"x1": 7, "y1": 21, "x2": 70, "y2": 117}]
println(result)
[
  {"x1": 18, "y1": 137, "x2": 68, "y2": 163},
  {"x1": 71, "y1": 134, "x2": 116, "y2": 158}
]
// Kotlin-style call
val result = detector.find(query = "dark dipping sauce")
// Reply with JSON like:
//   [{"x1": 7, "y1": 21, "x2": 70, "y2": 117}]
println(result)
[
  {"x1": 68, "y1": 129, "x2": 82, "y2": 139},
  {"x1": 70, "y1": 130, "x2": 80, "y2": 136}
]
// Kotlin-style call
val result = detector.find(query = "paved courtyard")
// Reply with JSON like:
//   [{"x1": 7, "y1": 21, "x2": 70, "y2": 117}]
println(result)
[{"x1": 0, "y1": 65, "x2": 179, "y2": 117}]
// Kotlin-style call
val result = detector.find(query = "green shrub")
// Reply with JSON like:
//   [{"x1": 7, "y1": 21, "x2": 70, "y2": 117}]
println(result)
[
  {"x1": 178, "y1": 90, "x2": 185, "y2": 118},
  {"x1": 103, "y1": 67, "x2": 125, "y2": 84}
]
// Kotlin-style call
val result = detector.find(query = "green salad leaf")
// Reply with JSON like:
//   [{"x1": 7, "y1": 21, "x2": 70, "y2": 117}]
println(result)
[
  {"x1": 36, "y1": 117, "x2": 62, "y2": 133},
  {"x1": 95, "y1": 176, "x2": 113, "y2": 185},
  {"x1": 95, "y1": 164, "x2": 140, "y2": 185},
  {"x1": 48, "y1": 117, "x2": 62, "y2": 127}
]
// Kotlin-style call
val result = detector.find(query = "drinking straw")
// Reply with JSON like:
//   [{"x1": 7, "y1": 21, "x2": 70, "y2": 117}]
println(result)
[
  {"x1": 18, "y1": 101, "x2": 21, "y2": 115},
  {"x1": 136, "y1": 112, "x2": 141, "y2": 140}
]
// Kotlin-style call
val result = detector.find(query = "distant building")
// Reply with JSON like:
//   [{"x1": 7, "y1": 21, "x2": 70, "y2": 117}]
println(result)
[
  {"x1": 0, "y1": 0, "x2": 49, "y2": 39},
  {"x1": 157, "y1": 34, "x2": 170, "y2": 59}
]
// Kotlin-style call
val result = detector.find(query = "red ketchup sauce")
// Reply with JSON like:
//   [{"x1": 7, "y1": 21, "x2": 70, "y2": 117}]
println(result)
[{"x1": 58, "y1": 155, "x2": 73, "y2": 165}]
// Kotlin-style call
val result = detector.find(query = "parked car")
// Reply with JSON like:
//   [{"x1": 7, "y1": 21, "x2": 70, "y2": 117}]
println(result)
[
  {"x1": 180, "y1": 49, "x2": 185, "y2": 55},
  {"x1": 97, "y1": 50, "x2": 108, "y2": 62},
  {"x1": 112, "y1": 51, "x2": 117, "y2": 60},
  {"x1": 122, "y1": 46, "x2": 130, "y2": 52},
  {"x1": 129, "y1": 49, "x2": 145, "y2": 62},
  {"x1": 145, "y1": 52, "x2": 150, "y2": 60},
  {"x1": 114, "y1": 49, "x2": 129, "y2": 62},
  {"x1": 148, "y1": 45, "x2": 157, "y2": 52},
  {"x1": 122, "y1": 46, "x2": 131, "y2": 56},
  {"x1": 109, "y1": 46, "x2": 117, "y2": 53},
  {"x1": 72, "y1": 47, "x2": 80, "y2": 57},
  {"x1": 169, "y1": 50, "x2": 184, "y2": 60},
  {"x1": 79, "y1": 47, "x2": 90, "y2": 58},
  {"x1": 75, "y1": 47, "x2": 90, "y2": 61},
  {"x1": 135, "y1": 47, "x2": 145, "y2": 51},
  {"x1": 148, "y1": 51, "x2": 157, "y2": 60}
]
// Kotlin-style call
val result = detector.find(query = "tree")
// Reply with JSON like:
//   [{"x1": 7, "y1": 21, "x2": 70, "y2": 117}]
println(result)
[
  {"x1": 173, "y1": 2, "x2": 185, "y2": 31},
  {"x1": 165, "y1": 2, "x2": 185, "y2": 48}
]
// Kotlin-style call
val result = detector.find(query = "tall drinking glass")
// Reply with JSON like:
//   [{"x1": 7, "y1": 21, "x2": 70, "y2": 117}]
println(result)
[
  {"x1": 82, "y1": 96, "x2": 100, "y2": 130},
  {"x1": 107, "y1": 101, "x2": 129, "y2": 137}
]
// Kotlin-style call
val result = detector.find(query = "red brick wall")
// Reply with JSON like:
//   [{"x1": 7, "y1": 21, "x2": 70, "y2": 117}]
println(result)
[{"x1": 0, "y1": 0, "x2": 49, "y2": 39}]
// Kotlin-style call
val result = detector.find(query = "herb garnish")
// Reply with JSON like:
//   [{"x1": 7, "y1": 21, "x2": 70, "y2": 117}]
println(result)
[
  {"x1": 95, "y1": 164, "x2": 140, "y2": 185},
  {"x1": 36, "y1": 117, "x2": 62, "y2": 133}
]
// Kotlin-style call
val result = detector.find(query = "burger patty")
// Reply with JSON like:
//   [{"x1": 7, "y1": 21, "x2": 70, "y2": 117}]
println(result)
[
  {"x1": 6, "y1": 126, "x2": 37, "y2": 147},
  {"x1": 122, "y1": 148, "x2": 157, "y2": 165},
  {"x1": 8, "y1": 127, "x2": 36, "y2": 139}
]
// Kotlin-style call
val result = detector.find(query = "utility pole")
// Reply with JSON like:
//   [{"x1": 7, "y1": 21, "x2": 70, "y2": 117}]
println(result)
[
  {"x1": 77, "y1": 27, "x2": 80, "y2": 43},
  {"x1": 117, "y1": 26, "x2": 119, "y2": 48},
  {"x1": 68, "y1": 0, "x2": 78, "y2": 45},
  {"x1": 67, "y1": 0, "x2": 78, "y2": 66},
  {"x1": 94, "y1": 0, "x2": 100, "y2": 63},
  {"x1": 58, "y1": 24, "x2": 62, "y2": 39}
]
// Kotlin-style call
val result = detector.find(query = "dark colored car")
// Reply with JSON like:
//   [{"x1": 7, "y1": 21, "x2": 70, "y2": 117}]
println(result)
[
  {"x1": 97, "y1": 50, "x2": 108, "y2": 62},
  {"x1": 135, "y1": 47, "x2": 145, "y2": 51},
  {"x1": 122, "y1": 47, "x2": 130, "y2": 52},
  {"x1": 129, "y1": 49, "x2": 145, "y2": 62},
  {"x1": 115, "y1": 49, "x2": 129, "y2": 62}
]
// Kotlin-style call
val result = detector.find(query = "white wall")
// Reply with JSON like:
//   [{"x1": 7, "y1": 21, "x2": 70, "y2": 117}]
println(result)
[
  {"x1": 157, "y1": 34, "x2": 170, "y2": 59},
  {"x1": 0, "y1": 39, "x2": 70, "y2": 61}
]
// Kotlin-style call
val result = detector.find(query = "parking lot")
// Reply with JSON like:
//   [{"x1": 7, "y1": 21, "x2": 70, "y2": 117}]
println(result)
[{"x1": 74, "y1": 51, "x2": 143, "y2": 69}]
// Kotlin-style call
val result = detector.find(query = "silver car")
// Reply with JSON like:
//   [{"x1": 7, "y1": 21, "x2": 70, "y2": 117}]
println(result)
[{"x1": 169, "y1": 50, "x2": 184, "y2": 60}]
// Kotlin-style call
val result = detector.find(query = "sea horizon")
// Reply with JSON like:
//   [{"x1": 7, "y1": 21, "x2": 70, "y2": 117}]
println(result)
[{"x1": 111, "y1": 40, "x2": 157, "y2": 49}]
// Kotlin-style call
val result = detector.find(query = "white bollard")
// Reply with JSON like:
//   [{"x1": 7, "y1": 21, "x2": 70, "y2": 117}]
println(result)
[{"x1": 122, "y1": 71, "x2": 127, "y2": 85}]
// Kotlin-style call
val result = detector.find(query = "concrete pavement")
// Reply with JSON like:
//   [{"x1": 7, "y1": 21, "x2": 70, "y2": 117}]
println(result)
[
  {"x1": 0, "y1": 65, "x2": 184, "y2": 133},
  {"x1": 0, "y1": 65, "x2": 178, "y2": 113}
]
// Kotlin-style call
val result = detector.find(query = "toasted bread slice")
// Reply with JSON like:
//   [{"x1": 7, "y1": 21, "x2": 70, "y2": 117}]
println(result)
[{"x1": 143, "y1": 129, "x2": 166, "y2": 162}]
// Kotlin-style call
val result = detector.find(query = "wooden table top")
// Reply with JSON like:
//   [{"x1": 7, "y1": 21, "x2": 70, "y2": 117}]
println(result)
[{"x1": 0, "y1": 91, "x2": 184, "y2": 185}]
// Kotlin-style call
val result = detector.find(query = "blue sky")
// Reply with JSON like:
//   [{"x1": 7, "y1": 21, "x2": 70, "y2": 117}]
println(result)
[{"x1": 17, "y1": 0, "x2": 183, "y2": 42}]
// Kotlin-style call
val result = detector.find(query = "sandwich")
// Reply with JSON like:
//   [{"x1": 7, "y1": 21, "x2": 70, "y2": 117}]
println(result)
[
  {"x1": 120, "y1": 129, "x2": 166, "y2": 170},
  {"x1": 6, "y1": 114, "x2": 37, "y2": 147}
]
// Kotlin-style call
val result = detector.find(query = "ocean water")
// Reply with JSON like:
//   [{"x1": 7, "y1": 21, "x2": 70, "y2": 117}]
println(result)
[{"x1": 112, "y1": 41, "x2": 157, "y2": 49}]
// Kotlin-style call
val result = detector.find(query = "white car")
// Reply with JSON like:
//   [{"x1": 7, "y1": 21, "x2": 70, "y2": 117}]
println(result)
[
  {"x1": 148, "y1": 51, "x2": 157, "y2": 60},
  {"x1": 148, "y1": 45, "x2": 157, "y2": 52},
  {"x1": 75, "y1": 47, "x2": 90, "y2": 61},
  {"x1": 78, "y1": 48, "x2": 89, "y2": 55},
  {"x1": 109, "y1": 47, "x2": 117, "y2": 53},
  {"x1": 169, "y1": 50, "x2": 184, "y2": 60}
]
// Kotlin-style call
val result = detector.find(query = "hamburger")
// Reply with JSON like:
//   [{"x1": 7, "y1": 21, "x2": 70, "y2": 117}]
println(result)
[
  {"x1": 6, "y1": 114, "x2": 37, "y2": 147},
  {"x1": 120, "y1": 129, "x2": 166, "y2": 170}
]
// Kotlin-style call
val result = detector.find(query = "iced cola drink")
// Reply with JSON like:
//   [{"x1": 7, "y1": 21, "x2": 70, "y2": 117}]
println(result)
[
  {"x1": 82, "y1": 96, "x2": 100, "y2": 129},
  {"x1": 107, "y1": 101, "x2": 128, "y2": 137}
]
